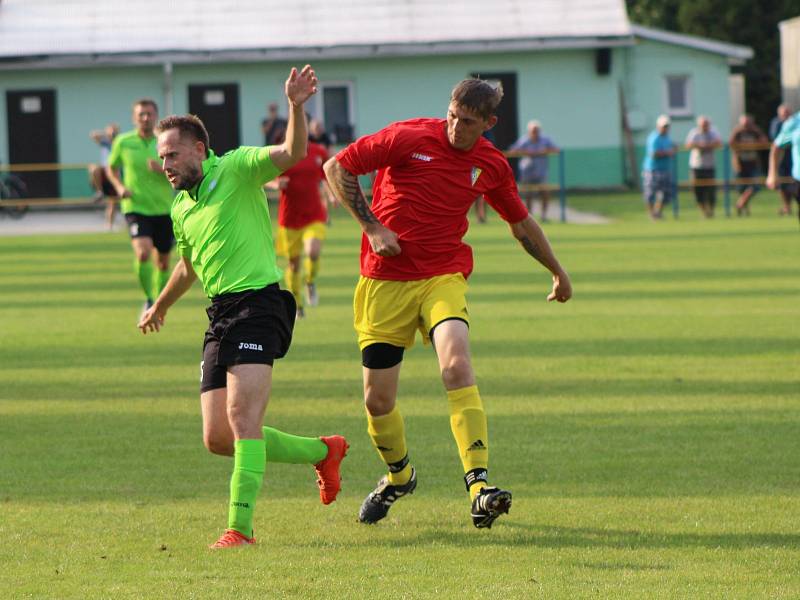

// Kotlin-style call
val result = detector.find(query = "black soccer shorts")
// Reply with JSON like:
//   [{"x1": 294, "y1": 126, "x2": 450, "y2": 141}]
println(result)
[{"x1": 200, "y1": 284, "x2": 296, "y2": 392}]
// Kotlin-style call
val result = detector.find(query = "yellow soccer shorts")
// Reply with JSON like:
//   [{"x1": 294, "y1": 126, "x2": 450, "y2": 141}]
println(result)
[
  {"x1": 354, "y1": 273, "x2": 470, "y2": 350},
  {"x1": 276, "y1": 221, "x2": 327, "y2": 258}
]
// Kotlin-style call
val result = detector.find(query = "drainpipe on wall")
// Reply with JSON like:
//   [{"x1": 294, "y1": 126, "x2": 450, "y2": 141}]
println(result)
[{"x1": 163, "y1": 61, "x2": 174, "y2": 115}]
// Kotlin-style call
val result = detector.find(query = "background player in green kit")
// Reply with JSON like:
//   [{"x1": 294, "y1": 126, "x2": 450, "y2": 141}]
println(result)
[
  {"x1": 137, "y1": 65, "x2": 349, "y2": 549},
  {"x1": 106, "y1": 99, "x2": 175, "y2": 317}
]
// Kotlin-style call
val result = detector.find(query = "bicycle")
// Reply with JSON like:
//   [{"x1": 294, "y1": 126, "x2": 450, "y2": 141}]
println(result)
[{"x1": 0, "y1": 173, "x2": 29, "y2": 219}]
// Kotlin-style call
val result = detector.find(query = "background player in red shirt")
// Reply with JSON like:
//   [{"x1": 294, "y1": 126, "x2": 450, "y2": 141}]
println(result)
[
  {"x1": 275, "y1": 140, "x2": 330, "y2": 316},
  {"x1": 324, "y1": 79, "x2": 572, "y2": 529}
]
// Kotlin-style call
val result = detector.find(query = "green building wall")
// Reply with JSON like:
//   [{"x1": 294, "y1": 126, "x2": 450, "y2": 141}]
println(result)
[
  {"x1": 621, "y1": 38, "x2": 736, "y2": 183},
  {"x1": 0, "y1": 39, "x2": 740, "y2": 196}
]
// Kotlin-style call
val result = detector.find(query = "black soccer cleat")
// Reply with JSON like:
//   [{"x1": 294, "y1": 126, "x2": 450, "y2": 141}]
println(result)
[
  {"x1": 358, "y1": 467, "x2": 417, "y2": 524},
  {"x1": 471, "y1": 486, "x2": 512, "y2": 529}
]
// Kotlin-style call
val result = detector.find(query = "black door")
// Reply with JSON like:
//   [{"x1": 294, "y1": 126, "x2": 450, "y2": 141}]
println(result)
[
  {"x1": 6, "y1": 89, "x2": 59, "y2": 199},
  {"x1": 322, "y1": 85, "x2": 354, "y2": 144},
  {"x1": 188, "y1": 84, "x2": 240, "y2": 155},
  {"x1": 470, "y1": 72, "x2": 518, "y2": 151}
]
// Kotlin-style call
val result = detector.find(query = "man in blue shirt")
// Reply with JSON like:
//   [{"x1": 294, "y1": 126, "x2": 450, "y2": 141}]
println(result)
[
  {"x1": 642, "y1": 115, "x2": 677, "y2": 220},
  {"x1": 767, "y1": 110, "x2": 800, "y2": 224},
  {"x1": 509, "y1": 120, "x2": 559, "y2": 220}
]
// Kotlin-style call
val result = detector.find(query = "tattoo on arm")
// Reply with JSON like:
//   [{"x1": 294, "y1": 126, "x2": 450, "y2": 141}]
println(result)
[
  {"x1": 519, "y1": 235, "x2": 548, "y2": 267},
  {"x1": 339, "y1": 171, "x2": 378, "y2": 225}
]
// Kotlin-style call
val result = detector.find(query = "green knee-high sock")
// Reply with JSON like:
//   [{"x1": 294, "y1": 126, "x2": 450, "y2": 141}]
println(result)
[
  {"x1": 155, "y1": 268, "x2": 169, "y2": 295},
  {"x1": 228, "y1": 438, "x2": 266, "y2": 537},
  {"x1": 262, "y1": 426, "x2": 327, "y2": 464},
  {"x1": 134, "y1": 259, "x2": 155, "y2": 300},
  {"x1": 304, "y1": 256, "x2": 319, "y2": 284}
]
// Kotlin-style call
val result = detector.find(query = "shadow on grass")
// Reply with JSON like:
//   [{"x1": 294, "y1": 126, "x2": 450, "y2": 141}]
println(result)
[
  {"x1": 20, "y1": 333, "x2": 799, "y2": 370},
  {"x1": 5, "y1": 370, "x2": 798, "y2": 402},
  {"x1": 471, "y1": 227, "x2": 796, "y2": 247},
  {"x1": 472, "y1": 336, "x2": 800, "y2": 358},
  {"x1": 2, "y1": 409, "x2": 798, "y2": 502},
  {"x1": 471, "y1": 267, "x2": 799, "y2": 287},
  {"x1": 345, "y1": 523, "x2": 800, "y2": 551},
  {"x1": 472, "y1": 287, "x2": 800, "y2": 303}
]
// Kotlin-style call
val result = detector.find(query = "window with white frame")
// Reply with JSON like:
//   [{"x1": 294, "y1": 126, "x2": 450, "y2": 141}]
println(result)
[
  {"x1": 311, "y1": 81, "x2": 356, "y2": 145},
  {"x1": 664, "y1": 75, "x2": 692, "y2": 117}
]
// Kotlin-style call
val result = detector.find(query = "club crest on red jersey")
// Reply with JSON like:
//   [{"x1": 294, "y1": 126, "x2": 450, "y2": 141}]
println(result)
[{"x1": 471, "y1": 167, "x2": 482, "y2": 186}]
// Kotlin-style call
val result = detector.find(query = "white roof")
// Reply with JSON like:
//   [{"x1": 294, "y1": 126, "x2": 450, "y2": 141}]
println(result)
[
  {"x1": 631, "y1": 24, "x2": 753, "y2": 64},
  {"x1": 0, "y1": 0, "x2": 632, "y2": 65}
]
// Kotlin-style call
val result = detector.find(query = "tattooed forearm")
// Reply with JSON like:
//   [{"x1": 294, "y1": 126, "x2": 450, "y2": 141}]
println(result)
[
  {"x1": 325, "y1": 157, "x2": 380, "y2": 227},
  {"x1": 341, "y1": 172, "x2": 379, "y2": 225},
  {"x1": 518, "y1": 235, "x2": 549, "y2": 268}
]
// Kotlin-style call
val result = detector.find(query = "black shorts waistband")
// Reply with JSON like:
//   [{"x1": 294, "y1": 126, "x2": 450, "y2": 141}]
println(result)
[{"x1": 210, "y1": 283, "x2": 280, "y2": 305}]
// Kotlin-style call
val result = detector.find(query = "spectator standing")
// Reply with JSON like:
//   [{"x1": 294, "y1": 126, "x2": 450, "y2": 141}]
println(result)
[
  {"x1": 729, "y1": 114, "x2": 768, "y2": 216},
  {"x1": 642, "y1": 115, "x2": 677, "y2": 220},
  {"x1": 261, "y1": 102, "x2": 287, "y2": 146},
  {"x1": 769, "y1": 104, "x2": 794, "y2": 216},
  {"x1": 509, "y1": 120, "x2": 559, "y2": 220},
  {"x1": 684, "y1": 116, "x2": 722, "y2": 218}
]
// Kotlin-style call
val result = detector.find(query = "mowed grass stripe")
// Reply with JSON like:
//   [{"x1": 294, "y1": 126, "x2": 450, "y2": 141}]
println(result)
[{"x1": 1, "y1": 194, "x2": 799, "y2": 598}]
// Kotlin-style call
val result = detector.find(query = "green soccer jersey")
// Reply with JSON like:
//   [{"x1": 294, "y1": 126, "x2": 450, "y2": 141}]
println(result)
[
  {"x1": 171, "y1": 146, "x2": 283, "y2": 298},
  {"x1": 108, "y1": 129, "x2": 174, "y2": 215}
]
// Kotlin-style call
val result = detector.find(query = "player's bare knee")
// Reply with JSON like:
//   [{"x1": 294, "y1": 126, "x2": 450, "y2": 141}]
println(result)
[
  {"x1": 226, "y1": 404, "x2": 249, "y2": 431},
  {"x1": 364, "y1": 390, "x2": 395, "y2": 416},
  {"x1": 440, "y1": 355, "x2": 475, "y2": 389},
  {"x1": 204, "y1": 433, "x2": 233, "y2": 456}
]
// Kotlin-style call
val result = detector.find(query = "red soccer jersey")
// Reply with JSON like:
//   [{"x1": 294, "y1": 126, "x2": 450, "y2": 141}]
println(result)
[
  {"x1": 336, "y1": 118, "x2": 528, "y2": 281},
  {"x1": 278, "y1": 142, "x2": 329, "y2": 228}
]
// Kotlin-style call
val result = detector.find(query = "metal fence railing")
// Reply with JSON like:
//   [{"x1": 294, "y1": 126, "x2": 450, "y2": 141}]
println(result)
[{"x1": 0, "y1": 141, "x2": 793, "y2": 223}]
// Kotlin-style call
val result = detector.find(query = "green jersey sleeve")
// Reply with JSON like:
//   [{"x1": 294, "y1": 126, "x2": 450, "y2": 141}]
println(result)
[
  {"x1": 229, "y1": 146, "x2": 282, "y2": 185},
  {"x1": 171, "y1": 206, "x2": 191, "y2": 257}
]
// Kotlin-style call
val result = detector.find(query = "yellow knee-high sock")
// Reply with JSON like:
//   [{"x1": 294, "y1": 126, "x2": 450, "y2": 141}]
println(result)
[
  {"x1": 304, "y1": 256, "x2": 319, "y2": 284},
  {"x1": 285, "y1": 264, "x2": 302, "y2": 308},
  {"x1": 366, "y1": 407, "x2": 412, "y2": 485},
  {"x1": 447, "y1": 385, "x2": 489, "y2": 500}
]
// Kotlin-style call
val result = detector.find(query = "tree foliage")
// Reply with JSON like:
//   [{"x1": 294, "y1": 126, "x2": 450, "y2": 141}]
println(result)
[{"x1": 627, "y1": 0, "x2": 798, "y2": 129}]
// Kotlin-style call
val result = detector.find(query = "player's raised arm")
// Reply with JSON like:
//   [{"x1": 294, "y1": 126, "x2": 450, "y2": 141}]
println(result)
[
  {"x1": 323, "y1": 157, "x2": 401, "y2": 256},
  {"x1": 269, "y1": 65, "x2": 318, "y2": 173},
  {"x1": 509, "y1": 215, "x2": 572, "y2": 303}
]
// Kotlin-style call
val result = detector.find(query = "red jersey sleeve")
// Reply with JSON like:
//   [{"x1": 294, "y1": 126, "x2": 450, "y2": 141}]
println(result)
[
  {"x1": 336, "y1": 122, "x2": 413, "y2": 175},
  {"x1": 483, "y1": 160, "x2": 529, "y2": 224}
]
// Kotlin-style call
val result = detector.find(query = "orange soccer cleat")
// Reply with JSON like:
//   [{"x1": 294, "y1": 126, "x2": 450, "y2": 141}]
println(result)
[
  {"x1": 314, "y1": 435, "x2": 349, "y2": 505},
  {"x1": 209, "y1": 529, "x2": 256, "y2": 549}
]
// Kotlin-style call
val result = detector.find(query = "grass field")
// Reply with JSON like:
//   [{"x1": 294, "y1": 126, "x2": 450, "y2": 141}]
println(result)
[{"x1": 2, "y1": 192, "x2": 799, "y2": 598}]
